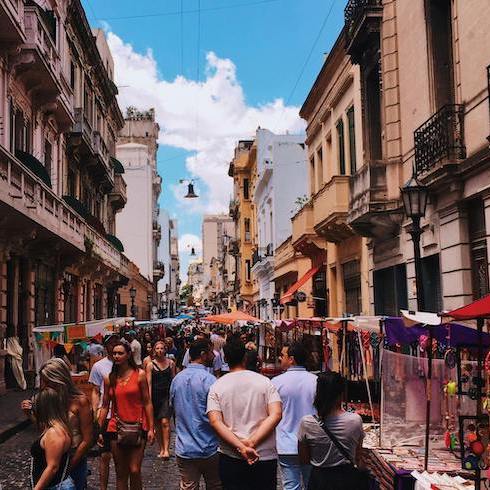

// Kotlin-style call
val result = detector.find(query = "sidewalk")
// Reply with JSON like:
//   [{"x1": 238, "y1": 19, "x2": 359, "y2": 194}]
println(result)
[{"x1": 0, "y1": 389, "x2": 31, "y2": 443}]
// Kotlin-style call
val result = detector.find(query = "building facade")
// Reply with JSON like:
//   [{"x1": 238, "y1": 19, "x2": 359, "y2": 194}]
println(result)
[
  {"x1": 167, "y1": 219, "x2": 180, "y2": 316},
  {"x1": 250, "y1": 129, "x2": 307, "y2": 320},
  {"x1": 201, "y1": 214, "x2": 235, "y2": 312},
  {"x1": 0, "y1": 0, "x2": 129, "y2": 392},
  {"x1": 229, "y1": 140, "x2": 255, "y2": 310},
  {"x1": 187, "y1": 259, "x2": 204, "y2": 307},
  {"x1": 116, "y1": 107, "x2": 163, "y2": 293},
  {"x1": 344, "y1": 0, "x2": 490, "y2": 314}
]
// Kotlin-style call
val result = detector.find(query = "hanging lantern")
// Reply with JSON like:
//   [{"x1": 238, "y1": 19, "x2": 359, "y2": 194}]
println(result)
[{"x1": 185, "y1": 182, "x2": 198, "y2": 199}]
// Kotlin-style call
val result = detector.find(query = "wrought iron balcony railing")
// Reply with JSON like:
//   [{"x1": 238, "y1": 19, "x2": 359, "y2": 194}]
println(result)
[
  {"x1": 252, "y1": 249, "x2": 262, "y2": 266},
  {"x1": 414, "y1": 104, "x2": 466, "y2": 175},
  {"x1": 344, "y1": 0, "x2": 382, "y2": 40}
]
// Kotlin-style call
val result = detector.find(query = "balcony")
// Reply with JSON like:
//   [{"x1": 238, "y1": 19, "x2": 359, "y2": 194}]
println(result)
[
  {"x1": 93, "y1": 131, "x2": 111, "y2": 172},
  {"x1": 414, "y1": 104, "x2": 466, "y2": 182},
  {"x1": 0, "y1": 0, "x2": 25, "y2": 44},
  {"x1": 228, "y1": 239, "x2": 240, "y2": 256},
  {"x1": 153, "y1": 261, "x2": 165, "y2": 280},
  {"x1": 71, "y1": 108, "x2": 94, "y2": 155},
  {"x1": 291, "y1": 202, "x2": 325, "y2": 257},
  {"x1": 348, "y1": 160, "x2": 402, "y2": 237},
  {"x1": 229, "y1": 199, "x2": 239, "y2": 219},
  {"x1": 313, "y1": 176, "x2": 353, "y2": 243},
  {"x1": 108, "y1": 174, "x2": 127, "y2": 211},
  {"x1": 18, "y1": 5, "x2": 61, "y2": 95},
  {"x1": 251, "y1": 245, "x2": 274, "y2": 278},
  {"x1": 153, "y1": 221, "x2": 162, "y2": 241},
  {"x1": 344, "y1": 0, "x2": 382, "y2": 64}
]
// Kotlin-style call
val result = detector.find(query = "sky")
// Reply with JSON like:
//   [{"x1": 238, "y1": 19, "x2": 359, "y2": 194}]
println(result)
[{"x1": 82, "y1": 0, "x2": 346, "y2": 279}]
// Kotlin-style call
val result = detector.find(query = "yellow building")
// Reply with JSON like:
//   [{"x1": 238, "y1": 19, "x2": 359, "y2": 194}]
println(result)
[
  {"x1": 228, "y1": 140, "x2": 255, "y2": 309},
  {"x1": 291, "y1": 30, "x2": 370, "y2": 317}
]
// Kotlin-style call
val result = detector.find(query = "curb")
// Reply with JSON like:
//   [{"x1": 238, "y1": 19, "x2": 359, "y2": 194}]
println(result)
[{"x1": 0, "y1": 419, "x2": 31, "y2": 444}]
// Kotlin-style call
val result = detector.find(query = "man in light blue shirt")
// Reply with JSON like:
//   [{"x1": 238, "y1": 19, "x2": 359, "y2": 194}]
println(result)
[
  {"x1": 170, "y1": 340, "x2": 222, "y2": 489},
  {"x1": 272, "y1": 342, "x2": 317, "y2": 490}
]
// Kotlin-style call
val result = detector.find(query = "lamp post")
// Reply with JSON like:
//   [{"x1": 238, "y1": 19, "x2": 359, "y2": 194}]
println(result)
[
  {"x1": 129, "y1": 286, "x2": 137, "y2": 318},
  {"x1": 401, "y1": 171, "x2": 430, "y2": 469}
]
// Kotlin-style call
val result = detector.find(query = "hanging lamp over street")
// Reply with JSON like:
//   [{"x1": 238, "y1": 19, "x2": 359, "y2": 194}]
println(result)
[{"x1": 185, "y1": 182, "x2": 198, "y2": 198}]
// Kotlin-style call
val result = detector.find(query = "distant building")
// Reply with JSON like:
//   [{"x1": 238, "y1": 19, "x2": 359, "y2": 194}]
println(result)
[
  {"x1": 202, "y1": 215, "x2": 235, "y2": 312},
  {"x1": 168, "y1": 219, "x2": 180, "y2": 316},
  {"x1": 116, "y1": 108, "x2": 164, "y2": 292},
  {"x1": 187, "y1": 260, "x2": 205, "y2": 306}
]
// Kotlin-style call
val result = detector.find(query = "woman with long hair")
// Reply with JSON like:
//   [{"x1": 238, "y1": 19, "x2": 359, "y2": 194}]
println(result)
[
  {"x1": 98, "y1": 341, "x2": 155, "y2": 490},
  {"x1": 22, "y1": 358, "x2": 92, "y2": 490},
  {"x1": 142, "y1": 342, "x2": 154, "y2": 370},
  {"x1": 145, "y1": 340, "x2": 175, "y2": 459},
  {"x1": 298, "y1": 372, "x2": 365, "y2": 490},
  {"x1": 30, "y1": 387, "x2": 75, "y2": 490}
]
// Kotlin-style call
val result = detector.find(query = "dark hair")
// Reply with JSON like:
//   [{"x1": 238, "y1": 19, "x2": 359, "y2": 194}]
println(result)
[
  {"x1": 245, "y1": 349, "x2": 260, "y2": 372},
  {"x1": 53, "y1": 344, "x2": 67, "y2": 358},
  {"x1": 288, "y1": 341, "x2": 308, "y2": 367},
  {"x1": 314, "y1": 372, "x2": 345, "y2": 418},
  {"x1": 109, "y1": 341, "x2": 138, "y2": 388},
  {"x1": 223, "y1": 339, "x2": 246, "y2": 368},
  {"x1": 104, "y1": 334, "x2": 120, "y2": 346},
  {"x1": 189, "y1": 340, "x2": 212, "y2": 361}
]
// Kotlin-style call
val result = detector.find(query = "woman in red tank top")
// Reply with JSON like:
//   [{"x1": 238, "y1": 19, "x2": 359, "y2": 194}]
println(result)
[{"x1": 98, "y1": 341, "x2": 154, "y2": 490}]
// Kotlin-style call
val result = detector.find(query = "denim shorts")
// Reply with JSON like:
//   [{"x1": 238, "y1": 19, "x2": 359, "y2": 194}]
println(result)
[{"x1": 46, "y1": 476, "x2": 76, "y2": 490}]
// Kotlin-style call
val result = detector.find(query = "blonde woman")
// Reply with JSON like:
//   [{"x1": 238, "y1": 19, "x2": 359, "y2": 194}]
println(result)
[
  {"x1": 23, "y1": 359, "x2": 92, "y2": 490},
  {"x1": 30, "y1": 387, "x2": 74, "y2": 489},
  {"x1": 146, "y1": 340, "x2": 175, "y2": 459}
]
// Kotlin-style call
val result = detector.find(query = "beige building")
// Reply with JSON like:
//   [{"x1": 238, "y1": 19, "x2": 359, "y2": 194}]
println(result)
[
  {"x1": 344, "y1": 0, "x2": 490, "y2": 313},
  {"x1": 0, "y1": 0, "x2": 129, "y2": 391},
  {"x1": 202, "y1": 214, "x2": 235, "y2": 312}
]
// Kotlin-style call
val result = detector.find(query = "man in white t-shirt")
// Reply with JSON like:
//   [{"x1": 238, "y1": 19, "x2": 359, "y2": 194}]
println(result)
[
  {"x1": 126, "y1": 330, "x2": 142, "y2": 367},
  {"x1": 207, "y1": 339, "x2": 282, "y2": 489}
]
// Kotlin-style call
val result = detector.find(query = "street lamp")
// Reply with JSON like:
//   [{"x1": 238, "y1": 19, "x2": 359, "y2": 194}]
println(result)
[
  {"x1": 400, "y1": 170, "x2": 430, "y2": 470},
  {"x1": 179, "y1": 179, "x2": 199, "y2": 198},
  {"x1": 129, "y1": 286, "x2": 137, "y2": 318}
]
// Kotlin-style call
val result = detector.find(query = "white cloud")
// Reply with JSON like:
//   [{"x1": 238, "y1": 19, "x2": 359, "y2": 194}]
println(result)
[
  {"x1": 108, "y1": 32, "x2": 305, "y2": 215},
  {"x1": 178, "y1": 233, "x2": 202, "y2": 254}
]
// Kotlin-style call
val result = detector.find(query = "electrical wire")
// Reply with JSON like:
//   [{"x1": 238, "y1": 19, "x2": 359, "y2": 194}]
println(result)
[
  {"x1": 97, "y1": 0, "x2": 282, "y2": 21},
  {"x1": 180, "y1": 0, "x2": 184, "y2": 75}
]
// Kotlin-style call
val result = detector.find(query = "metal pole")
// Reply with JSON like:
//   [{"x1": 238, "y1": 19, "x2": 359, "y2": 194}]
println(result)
[
  {"x1": 410, "y1": 217, "x2": 431, "y2": 471},
  {"x1": 476, "y1": 318, "x2": 484, "y2": 490}
]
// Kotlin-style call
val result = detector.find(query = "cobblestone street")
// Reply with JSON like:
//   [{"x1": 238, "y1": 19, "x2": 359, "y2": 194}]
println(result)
[{"x1": 0, "y1": 425, "x2": 182, "y2": 489}]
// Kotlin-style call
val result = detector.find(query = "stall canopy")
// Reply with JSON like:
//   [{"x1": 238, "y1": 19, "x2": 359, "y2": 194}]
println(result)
[
  {"x1": 446, "y1": 293, "x2": 490, "y2": 320},
  {"x1": 202, "y1": 311, "x2": 262, "y2": 324},
  {"x1": 280, "y1": 265, "x2": 320, "y2": 304}
]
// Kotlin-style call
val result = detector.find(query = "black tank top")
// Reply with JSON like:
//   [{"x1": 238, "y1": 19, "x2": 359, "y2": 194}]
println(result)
[{"x1": 30, "y1": 436, "x2": 70, "y2": 487}]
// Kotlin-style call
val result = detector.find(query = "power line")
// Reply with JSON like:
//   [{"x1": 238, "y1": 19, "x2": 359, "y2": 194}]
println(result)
[
  {"x1": 97, "y1": 0, "x2": 281, "y2": 21},
  {"x1": 180, "y1": 0, "x2": 184, "y2": 75}
]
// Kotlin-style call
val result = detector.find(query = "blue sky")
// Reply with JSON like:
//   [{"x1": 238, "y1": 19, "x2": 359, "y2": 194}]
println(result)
[{"x1": 82, "y1": 0, "x2": 346, "y2": 277}]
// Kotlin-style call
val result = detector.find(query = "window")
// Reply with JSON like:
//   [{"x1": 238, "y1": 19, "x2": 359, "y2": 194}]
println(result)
[
  {"x1": 347, "y1": 106, "x2": 357, "y2": 174},
  {"x1": 343, "y1": 260, "x2": 362, "y2": 315},
  {"x1": 94, "y1": 284, "x2": 103, "y2": 320},
  {"x1": 365, "y1": 59, "x2": 382, "y2": 160},
  {"x1": 245, "y1": 260, "x2": 252, "y2": 282},
  {"x1": 310, "y1": 157, "x2": 316, "y2": 194},
  {"x1": 63, "y1": 273, "x2": 78, "y2": 323},
  {"x1": 468, "y1": 199, "x2": 489, "y2": 299},
  {"x1": 313, "y1": 268, "x2": 327, "y2": 317},
  {"x1": 44, "y1": 139, "x2": 52, "y2": 177},
  {"x1": 244, "y1": 218, "x2": 251, "y2": 242},
  {"x1": 337, "y1": 119, "x2": 346, "y2": 175},
  {"x1": 35, "y1": 264, "x2": 56, "y2": 326},
  {"x1": 316, "y1": 147, "x2": 323, "y2": 188},
  {"x1": 70, "y1": 61, "x2": 76, "y2": 90},
  {"x1": 67, "y1": 167, "x2": 76, "y2": 197},
  {"x1": 426, "y1": 0, "x2": 454, "y2": 109},
  {"x1": 243, "y1": 178, "x2": 250, "y2": 200},
  {"x1": 11, "y1": 105, "x2": 31, "y2": 153},
  {"x1": 374, "y1": 264, "x2": 408, "y2": 316},
  {"x1": 421, "y1": 254, "x2": 442, "y2": 312}
]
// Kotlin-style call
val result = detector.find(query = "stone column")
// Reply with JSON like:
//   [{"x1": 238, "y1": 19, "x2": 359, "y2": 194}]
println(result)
[{"x1": 438, "y1": 204, "x2": 473, "y2": 310}]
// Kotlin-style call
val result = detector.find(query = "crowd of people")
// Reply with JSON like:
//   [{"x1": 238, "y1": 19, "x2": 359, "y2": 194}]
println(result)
[{"x1": 21, "y1": 324, "x2": 366, "y2": 490}]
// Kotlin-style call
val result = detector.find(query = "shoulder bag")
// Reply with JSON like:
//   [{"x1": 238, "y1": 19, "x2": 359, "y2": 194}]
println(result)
[
  {"x1": 316, "y1": 416, "x2": 371, "y2": 490},
  {"x1": 112, "y1": 382, "x2": 144, "y2": 447}
]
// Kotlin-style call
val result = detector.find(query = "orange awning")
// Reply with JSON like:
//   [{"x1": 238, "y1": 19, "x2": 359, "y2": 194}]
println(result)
[
  {"x1": 280, "y1": 265, "x2": 320, "y2": 304},
  {"x1": 202, "y1": 311, "x2": 262, "y2": 325}
]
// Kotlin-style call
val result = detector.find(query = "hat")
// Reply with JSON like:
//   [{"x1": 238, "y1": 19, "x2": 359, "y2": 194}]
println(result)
[
  {"x1": 127, "y1": 330, "x2": 136, "y2": 336},
  {"x1": 103, "y1": 333, "x2": 119, "y2": 345}
]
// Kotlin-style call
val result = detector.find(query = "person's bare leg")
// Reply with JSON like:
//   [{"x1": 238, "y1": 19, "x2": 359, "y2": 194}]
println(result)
[
  {"x1": 100, "y1": 451, "x2": 112, "y2": 490},
  {"x1": 162, "y1": 418, "x2": 171, "y2": 458},
  {"x1": 128, "y1": 443, "x2": 146, "y2": 490},
  {"x1": 154, "y1": 418, "x2": 164, "y2": 457},
  {"x1": 112, "y1": 441, "x2": 130, "y2": 490}
]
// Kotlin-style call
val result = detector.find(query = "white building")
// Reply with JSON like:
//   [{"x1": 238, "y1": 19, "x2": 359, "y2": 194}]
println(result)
[
  {"x1": 252, "y1": 128, "x2": 307, "y2": 320},
  {"x1": 169, "y1": 219, "x2": 180, "y2": 315},
  {"x1": 116, "y1": 108, "x2": 163, "y2": 287}
]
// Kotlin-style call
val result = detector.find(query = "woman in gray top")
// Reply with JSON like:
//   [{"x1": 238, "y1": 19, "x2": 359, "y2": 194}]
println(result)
[{"x1": 298, "y1": 372, "x2": 364, "y2": 490}]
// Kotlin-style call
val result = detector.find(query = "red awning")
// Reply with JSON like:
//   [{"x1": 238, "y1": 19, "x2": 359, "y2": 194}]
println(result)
[
  {"x1": 446, "y1": 293, "x2": 490, "y2": 320},
  {"x1": 280, "y1": 266, "x2": 320, "y2": 304}
]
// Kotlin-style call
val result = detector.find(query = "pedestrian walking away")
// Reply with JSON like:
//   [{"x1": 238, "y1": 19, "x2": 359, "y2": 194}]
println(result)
[
  {"x1": 298, "y1": 372, "x2": 365, "y2": 490},
  {"x1": 272, "y1": 342, "x2": 317, "y2": 490},
  {"x1": 30, "y1": 387, "x2": 75, "y2": 490},
  {"x1": 88, "y1": 334, "x2": 119, "y2": 490},
  {"x1": 207, "y1": 338, "x2": 282, "y2": 490},
  {"x1": 146, "y1": 340, "x2": 175, "y2": 459},
  {"x1": 170, "y1": 339, "x2": 222, "y2": 490},
  {"x1": 98, "y1": 341, "x2": 155, "y2": 490}
]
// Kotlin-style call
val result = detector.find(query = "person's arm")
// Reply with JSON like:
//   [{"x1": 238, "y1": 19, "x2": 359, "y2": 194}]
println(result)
[
  {"x1": 33, "y1": 429, "x2": 68, "y2": 490},
  {"x1": 97, "y1": 376, "x2": 111, "y2": 428},
  {"x1": 69, "y1": 396, "x2": 93, "y2": 469},
  {"x1": 208, "y1": 411, "x2": 259, "y2": 464},
  {"x1": 146, "y1": 362, "x2": 153, "y2": 398},
  {"x1": 21, "y1": 399, "x2": 36, "y2": 423},
  {"x1": 138, "y1": 370, "x2": 155, "y2": 444},
  {"x1": 244, "y1": 401, "x2": 282, "y2": 449},
  {"x1": 90, "y1": 384, "x2": 101, "y2": 415},
  {"x1": 88, "y1": 365, "x2": 102, "y2": 414},
  {"x1": 170, "y1": 359, "x2": 176, "y2": 378}
]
